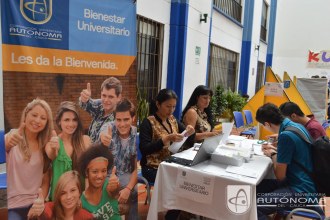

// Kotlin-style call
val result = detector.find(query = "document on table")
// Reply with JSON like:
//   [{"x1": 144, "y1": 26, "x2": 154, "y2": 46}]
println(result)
[
  {"x1": 169, "y1": 130, "x2": 188, "y2": 153},
  {"x1": 252, "y1": 144, "x2": 265, "y2": 156},
  {"x1": 225, "y1": 165, "x2": 258, "y2": 178},
  {"x1": 172, "y1": 146, "x2": 198, "y2": 160}
]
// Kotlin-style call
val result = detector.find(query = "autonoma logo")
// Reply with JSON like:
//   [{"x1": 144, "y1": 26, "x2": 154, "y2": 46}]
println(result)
[
  {"x1": 20, "y1": 0, "x2": 52, "y2": 24},
  {"x1": 226, "y1": 185, "x2": 251, "y2": 214}
]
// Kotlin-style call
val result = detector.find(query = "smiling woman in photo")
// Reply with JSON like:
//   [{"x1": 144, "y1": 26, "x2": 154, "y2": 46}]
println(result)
[
  {"x1": 5, "y1": 98, "x2": 54, "y2": 220},
  {"x1": 47, "y1": 101, "x2": 91, "y2": 201}
]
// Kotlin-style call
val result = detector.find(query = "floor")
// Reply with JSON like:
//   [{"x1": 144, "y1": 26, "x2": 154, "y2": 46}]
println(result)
[{"x1": 138, "y1": 183, "x2": 150, "y2": 220}]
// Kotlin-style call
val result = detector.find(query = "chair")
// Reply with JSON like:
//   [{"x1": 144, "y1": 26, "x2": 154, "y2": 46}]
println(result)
[
  {"x1": 233, "y1": 111, "x2": 256, "y2": 138},
  {"x1": 0, "y1": 130, "x2": 6, "y2": 190},
  {"x1": 0, "y1": 130, "x2": 5, "y2": 164},
  {"x1": 136, "y1": 134, "x2": 153, "y2": 205},
  {"x1": 243, "y1": 110, "x2": 257, "y2": 131},
  {"x1": 275, "y1": 208, "x2": 325, "y2": 220},
  {"x1": 322, "y1": 120, "x2": 329, "y2": 129},
  {"x1": 321, "y1": 121, "x2": 330, "y2": 137}
]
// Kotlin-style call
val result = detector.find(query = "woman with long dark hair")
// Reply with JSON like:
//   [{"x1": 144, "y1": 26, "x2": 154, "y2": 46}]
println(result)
[
  {"x1": 181, "y1": 85, "x2": 221, "y2": 150},
  {"x1": 139, "y1": 89, "x2": 195, "y2": 183},
  {"x1": 139, "y1": 89, "x2": 195, "y2": 220},
  {"x1": 47, "y1": 101, "x2": 91, "y2": 201}
]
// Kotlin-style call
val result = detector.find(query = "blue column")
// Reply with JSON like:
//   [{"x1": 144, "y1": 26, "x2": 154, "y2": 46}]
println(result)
[
  {"x1": 206, "y1": 1, "x2": 214, "y2": 85},
  {"x1": 238, "y1": 0, "x2": 254, "y2": 95},
  {"x1": 167, "y1": 0, "x2": 189, "y2": 119},
  {"x1": 266, "y1": 0, "x2": 277, "y2": 68}
]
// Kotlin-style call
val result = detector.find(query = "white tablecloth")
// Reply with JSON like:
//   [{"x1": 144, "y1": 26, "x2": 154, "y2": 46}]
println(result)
[{"x1": 147, "y1": 156, "x2": 272, "y2": 220}]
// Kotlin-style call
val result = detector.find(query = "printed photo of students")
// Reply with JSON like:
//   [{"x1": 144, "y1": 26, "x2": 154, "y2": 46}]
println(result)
[
  {"x1": 100, "y1": 98, "x2": 138, "y2": 219},
  {"x1": 27, "y1": 170, "x2": 93, "y2": 220},
  {"x1": 78, "y1": 144, "x2": 121, "y2": 220},
  {"x1": 79, "y1": 77, "x2": 122, "y2": 143},
  {"x1": 5, "y1": 98, "x2": 54, "y2": 220},
  {"x1": 47, "y1": 101, "x2": 91, "y2": 201}
]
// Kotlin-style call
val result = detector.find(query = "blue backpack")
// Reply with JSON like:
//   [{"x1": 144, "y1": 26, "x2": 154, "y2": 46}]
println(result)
[{"x1": 285, "y1": 126, "x2": 330, "y2": 196}]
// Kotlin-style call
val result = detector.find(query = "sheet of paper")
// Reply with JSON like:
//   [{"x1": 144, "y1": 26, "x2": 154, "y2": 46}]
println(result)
[
  {"x1": 175, "y1": 166, "x2": 215, "y2": 204},
  {"x1": 221, "y1": 122, "x2": 234, "y2": 144},
  {"x1": 169, "y1": 130, "x2": 188, "y2": 153},
  {"x1": 225, "y1": 165, "x2": 258, "y2": 178},
  {"x1": 240, "y1": 139, "x2": 261, "y2": 149},
  {"x1": 265, "y1": 82, "x2": 284, "y2": 97},
  {"x1": 172, "y1": 146, "x2": 199, "y2": 160},
  {"x1": 227, "y1": 135, "x2": 247, "y2": 141},
  {"x1": 215, "y1": 145, "x2": 250, "y2": 158},
  {"x1": 252, "y1": 144, "x2": 265, "y2": 156}
]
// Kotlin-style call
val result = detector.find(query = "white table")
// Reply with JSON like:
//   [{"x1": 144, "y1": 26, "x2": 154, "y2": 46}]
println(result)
[{"x1": 147, "y1": 155, "x2": 272, "y2": 220}]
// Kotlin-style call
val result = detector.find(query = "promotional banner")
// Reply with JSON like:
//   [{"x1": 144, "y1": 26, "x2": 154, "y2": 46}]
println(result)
[
  {"x1": 1, "y1": 0, "x2": 136, "y2": 75},
  {"x1": 308, "y1": 50, "x2": 330, "y2": 68},
  {"x1": 1, "y1": 1, "x2": 138, "y2": 214}
]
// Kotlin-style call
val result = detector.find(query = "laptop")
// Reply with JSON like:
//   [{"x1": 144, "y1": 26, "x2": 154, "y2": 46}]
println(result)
[{"x1": 166, "y1": 133, "x2": 223, "y2": 166}]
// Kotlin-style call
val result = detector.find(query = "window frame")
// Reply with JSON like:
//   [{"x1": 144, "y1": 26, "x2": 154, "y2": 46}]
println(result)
[
  {"x1": 213, "y1": 0, "x2": 242, "y2": 24},
  {"x1": 208, "y1": 44, "x2": 239, "y2": 92},
  {"x1": 255, "y1": 61, "x2": 265, "y2": 93},
  {"x1": 260, "y1": 1, "x2": 269, "y2": 42},
  {"x1": 136, "y1": 15, "x2": 164, "y2": 102}
]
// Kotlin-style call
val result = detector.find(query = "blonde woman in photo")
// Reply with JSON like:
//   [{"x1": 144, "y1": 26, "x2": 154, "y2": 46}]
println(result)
[
  {"x1": 5, "y1": 98, "x2": 54, "y2": 220},
  {"x1": 28, "y1": 170, "x2": 93, "y2": 220}
]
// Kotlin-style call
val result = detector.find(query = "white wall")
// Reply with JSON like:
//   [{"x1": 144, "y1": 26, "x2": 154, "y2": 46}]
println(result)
[
  {"x1": 272, "y1": 0, "x2": 330, "y2": 79},
  {"x1": 211, "y1": 12, "x2": 243, "y2": 54},
  {"x1": 182, "y1": 0, "x2": 212, "y2": 108},
  {"x1": 137, "y1": 0, "x2": 171, "y2": 88}
]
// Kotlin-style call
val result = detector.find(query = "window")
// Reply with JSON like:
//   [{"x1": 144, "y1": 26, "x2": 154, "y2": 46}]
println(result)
[
  {"x1": 255, "y1": 61, "x2": 265, "y2": 93},
  {"x1": 260, "y1": 1, "x2": 268, "y2": 42},
  {"x1": 137, "y1": 16, "x2": 164, "y2": 102},
  {"x1": 208, "y1": 44, "x2": 239, "y2": 91},
  {"x1": 213, "y1": 0, "x2": 242, "y2": 23}
]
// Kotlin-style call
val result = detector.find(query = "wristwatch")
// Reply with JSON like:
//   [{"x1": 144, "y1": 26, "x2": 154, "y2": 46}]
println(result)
[{"x1": 270, "y1": 152, "x2": 277, "y2": 159}]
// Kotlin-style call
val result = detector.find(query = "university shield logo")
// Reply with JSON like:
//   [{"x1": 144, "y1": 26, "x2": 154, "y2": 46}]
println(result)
[
  {"x1": 20, "y1": 0, "x2": 52, "y2": 24},
  {"x1": 226, "y1": 185, "x2": 251, "y2": 214}
]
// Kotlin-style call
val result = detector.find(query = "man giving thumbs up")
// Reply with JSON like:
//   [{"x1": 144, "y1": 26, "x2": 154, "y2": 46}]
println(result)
[{"x1": 79, "y1": 77, "x2": 122, "y2": 143}]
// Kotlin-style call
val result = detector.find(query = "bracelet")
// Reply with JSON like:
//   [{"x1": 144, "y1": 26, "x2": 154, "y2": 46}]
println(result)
[{"x1": 125, "y1": 186, "x2": 132, "y2": 191}]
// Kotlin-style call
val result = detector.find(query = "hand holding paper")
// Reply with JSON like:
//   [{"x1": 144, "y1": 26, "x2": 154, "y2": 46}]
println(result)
[
  {"x1": 185, "y1": 125, "x2": 195, "y2": 136},
  {"x1": 169, "y1": 130, "x2": 188, "y2": 153}
]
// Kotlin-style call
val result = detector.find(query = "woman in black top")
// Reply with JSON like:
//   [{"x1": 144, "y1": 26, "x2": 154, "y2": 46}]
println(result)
[{"x1": 139, "y1": 89, "x2": 194, "y2": 183}]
